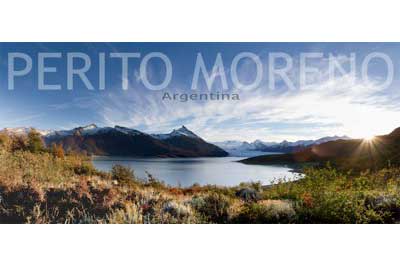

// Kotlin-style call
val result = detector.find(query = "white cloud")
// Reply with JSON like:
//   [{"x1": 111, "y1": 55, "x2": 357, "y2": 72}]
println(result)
[{"x1": 75, "y1": 54, "x2": 400, "y2": 142}]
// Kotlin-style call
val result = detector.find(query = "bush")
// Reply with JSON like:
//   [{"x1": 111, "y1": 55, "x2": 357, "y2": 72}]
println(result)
[
  {"x1": 51, "y1": 143, "x2": 65, "y2": 159},
  {"x1": 27, "y1": 129, "x2": 44, "y2": 153},
  {"x1": 233, "y1": 201, "x2": 296, "y2": 223},
  {"x1": 111, "y1": 165, "x2": 136, "y2": 185},
  {"x1": 73, "y1": 163, "x2": 95, "y2": 176},
  {"x1": 162, "y1": 200, "x2": 195, "y2": 223},
  {"x1": 10, "y1": 135, "x2": 27, "y2": 152},
  {"x1": 191, "y1": 193, "x2": 232, "y2": 223},
  {"x1": 0, "y1": 133, "x2": 11, "y2": 151},
  {"x1": 235, "y1": 187, "x2": 260, "y2": 202}
]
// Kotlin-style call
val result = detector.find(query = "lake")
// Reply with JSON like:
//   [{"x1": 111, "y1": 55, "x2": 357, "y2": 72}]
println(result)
[{"x1": 92, "y1": 156, "x2": 298, "y2": 187}]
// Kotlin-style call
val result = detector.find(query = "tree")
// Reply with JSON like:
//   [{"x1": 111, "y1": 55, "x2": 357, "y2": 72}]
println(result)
[
  {"x1": 51, "y1": 143, "x2": 65, "y2": 158},
  {"x1": 27, "y1": 129, "x2": 44, "y2": 153}
]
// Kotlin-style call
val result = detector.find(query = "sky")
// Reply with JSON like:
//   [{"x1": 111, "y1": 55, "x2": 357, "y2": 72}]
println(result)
[{"x1": 0, "y1": 42, "x2": 400, "y2": 142}]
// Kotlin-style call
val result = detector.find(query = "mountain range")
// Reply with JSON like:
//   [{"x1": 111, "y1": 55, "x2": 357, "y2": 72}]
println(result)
[
  {"x1": 2, "y1": 125, "x2": 355, "y2": 158},
  {"x1": 3, "y1": 125, "x2": 228, "y2": 157},
  {"x1": 213, "y1": 135, "x2": 351, "y2": 156},
  {"x1": 240, "y1": 127, "x2": 400, "y2": 171}
]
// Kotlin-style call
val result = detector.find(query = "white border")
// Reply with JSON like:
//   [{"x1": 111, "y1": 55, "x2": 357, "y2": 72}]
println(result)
[
  {"x1": 0, "y1": 0, "x2": 399, "y2": 41},
  {"x1": 1, "y1": 1, "x2": 400, "y2": 266},
  {"x1": 1, "y1": 224, "x2": 399, "y2": 266}
]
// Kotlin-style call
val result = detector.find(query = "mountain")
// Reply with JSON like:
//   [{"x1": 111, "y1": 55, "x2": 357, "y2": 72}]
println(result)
[
  {"x1": 214, "y1": 135, "x2": 351, "y2": 156},
  {"x1": 150, "y1": 126, "x2": 227, "y2": 157},
  {"x1": 152, "y1": 125, "x2": 200, "y2": 140},
  {"x1": 43, "y1": 124, "x2": 228, "y2": 157},
  {"x1": 240, "y1": 127, "x2": 400, "y2": 171}
]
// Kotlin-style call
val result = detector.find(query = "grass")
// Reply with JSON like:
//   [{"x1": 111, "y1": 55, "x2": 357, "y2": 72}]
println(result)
[{"x1": 1, "y1": 139, "x2": 400, "y2": 223}]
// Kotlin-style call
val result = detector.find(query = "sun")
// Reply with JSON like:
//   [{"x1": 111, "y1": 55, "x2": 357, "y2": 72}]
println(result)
[{"x1": 363, "y1": 135, "x2": 375, "y2": 141}]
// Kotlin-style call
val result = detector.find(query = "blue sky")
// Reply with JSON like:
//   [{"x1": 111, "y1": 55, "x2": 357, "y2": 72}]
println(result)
[{"x1": 0, "y1": 42, "x2": 400, "y2": 142}]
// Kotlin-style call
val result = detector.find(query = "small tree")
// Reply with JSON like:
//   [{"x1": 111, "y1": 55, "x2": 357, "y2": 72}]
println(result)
[
  {"x1": 51, "y1": 143, "x2": 65, "y2": 158},
  {"x1": 27, "y1": 129, "x2": 44, "y2": 153}
]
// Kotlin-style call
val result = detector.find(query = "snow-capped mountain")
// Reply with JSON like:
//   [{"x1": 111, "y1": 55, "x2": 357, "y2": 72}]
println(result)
[
  {"x1": 42, "y1": 124, "x2": 227, "y2": 157},
  {"x1": 46, "y1": 124, "x2": 147, "y2": 138},
  {"x1": 1, "y1": 124, "x2": 350, "y2": 158},
  {"x1": 214, "y1": 135, "x2": 351, "y2": 156},
  {"x1": 152, "y1": 126, "x2": 200, "y2": 140}
]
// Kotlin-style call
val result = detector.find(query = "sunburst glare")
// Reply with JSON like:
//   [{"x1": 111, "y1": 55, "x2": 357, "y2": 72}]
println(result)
[{"x1": 364, "y1": 135, "x2": 375, "y2": 141}]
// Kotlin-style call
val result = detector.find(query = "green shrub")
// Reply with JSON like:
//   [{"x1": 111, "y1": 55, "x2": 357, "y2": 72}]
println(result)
[
  {"x1": 27, "y1": 129, "x2": 44, "y2": 153},
  {"x1": 73, "y1": 163, "x2": 94, "y2": 176},
  {"x1": 111, "y1": 164, "x2": 136, "y2": 185},
  {"x1": 233, "y1": 201, "x2": 296, "y2": 224},
  {"x1": 191, "y1": 193, "x2": 232, "y2": 223}
]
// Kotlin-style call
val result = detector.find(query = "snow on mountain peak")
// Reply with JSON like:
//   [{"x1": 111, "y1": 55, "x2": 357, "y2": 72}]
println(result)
[
  {"x1": 171, "y1": 126, "x2": 199, "y2": 138},
  {"x1": 152, "y1": 126, "x2": 201, "y2": 140},
  {"x1": 213, "y1": 135, "x2": 353, "y2": 156},
  {"x1": 114, "y1": 126, "x2": 144, "y2": 136},
  {"x1": 82, "y1": 124, "x2": 97, "y2": 130}
]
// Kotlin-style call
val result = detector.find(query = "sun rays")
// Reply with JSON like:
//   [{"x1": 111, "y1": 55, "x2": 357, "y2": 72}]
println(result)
[
  {"x1": 351, "y1": 135, "x2": 386, "y2": 166},
  {"x1": 363, "y1": 135, "x2": 376, "y2": 142}
]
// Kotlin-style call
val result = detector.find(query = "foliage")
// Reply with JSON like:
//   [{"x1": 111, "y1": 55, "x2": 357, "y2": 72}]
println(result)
[
  {"x1": 51, "y1": 143, "x2": 65, "y2": 159},
  {"x1": 27, "y1": 129, "x2": 44, "y2": 153},
  {"x1": 191, "y1": 193, "x2": 232, "y2": 223},
  {"x1": 9, "y1": 135, "x2": 28, "y2": 152},
  {"x1": 262, "y1": 166, "x2": 400, "y2": 223},
  {"x1": 111, "y1": 164, "x2": 137, "y2": 186},
  {"x1": 233, "y1": 201, "x2": 296, "y2": 223},
  {"x1": 0, "y1": 133, "x2": 11, "y2": 151}
]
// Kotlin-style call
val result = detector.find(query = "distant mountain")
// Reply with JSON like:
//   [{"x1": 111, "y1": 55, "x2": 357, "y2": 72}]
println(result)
[
  {"x1": 151, "y1": 126, "x2": 227, "y2": 157},
  {"x1": 42, "y1": 124, "x2": 228, "y2": 157},
  {"x1": 214, "y1": 135, "x2": 351, "y2": 156},
  {"x1": 2, "y1": 127, "x2": 51, "y2": 136},
  {"x1": 240, "y1": 127, "x2": 400, "y2": 172},
  {"x1": 152, "y1": 125, "x2": 201, "y2": 140}
]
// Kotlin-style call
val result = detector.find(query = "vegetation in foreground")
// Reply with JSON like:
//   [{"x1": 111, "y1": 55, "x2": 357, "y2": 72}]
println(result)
[{"x1": 1, "y1": 130, "x2": 400, "y2": 223}]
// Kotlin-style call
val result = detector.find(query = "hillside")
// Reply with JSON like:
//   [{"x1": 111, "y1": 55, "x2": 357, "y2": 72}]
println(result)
[{"x1": 240, "y1": 127, "x2": 400, "y2": 171}]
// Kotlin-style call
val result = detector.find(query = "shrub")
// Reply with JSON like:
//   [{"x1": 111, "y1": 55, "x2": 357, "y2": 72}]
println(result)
[
  {"x1": 235, "y1": 187, "x2": 261, "y2": 202},
  {"x1": 10, "y1": 135, "x2": 27, "y2": 152},
  {"x1": 233, "y1": 200, "x2": 296, "y2": 223},
  {"x1": 162, "y1": 200, "x2": 196, "y2": 223},
  {"x1": 73, "y1": 163, "x2": 94, "y2": 176},
  {"x1": 51, "y1": 143, "x2": 65, "y2": 159},
  {"x1": 0, "y1": 133, "x2": 11, "y2": 151},
  {"x1": 27, "y1": 129, "x2": 44, "y2": 153},
  {"x1": 191, "y1": 193, "x2": 232, "y2": 223},
  {"x1": 111, "y1": 164, "x2": 136, "y2": 185}
]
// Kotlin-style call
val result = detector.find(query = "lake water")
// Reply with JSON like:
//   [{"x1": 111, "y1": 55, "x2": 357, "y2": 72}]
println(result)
[{"x1": 92, "y1": 156, "x2": 298, "y2": 187}]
